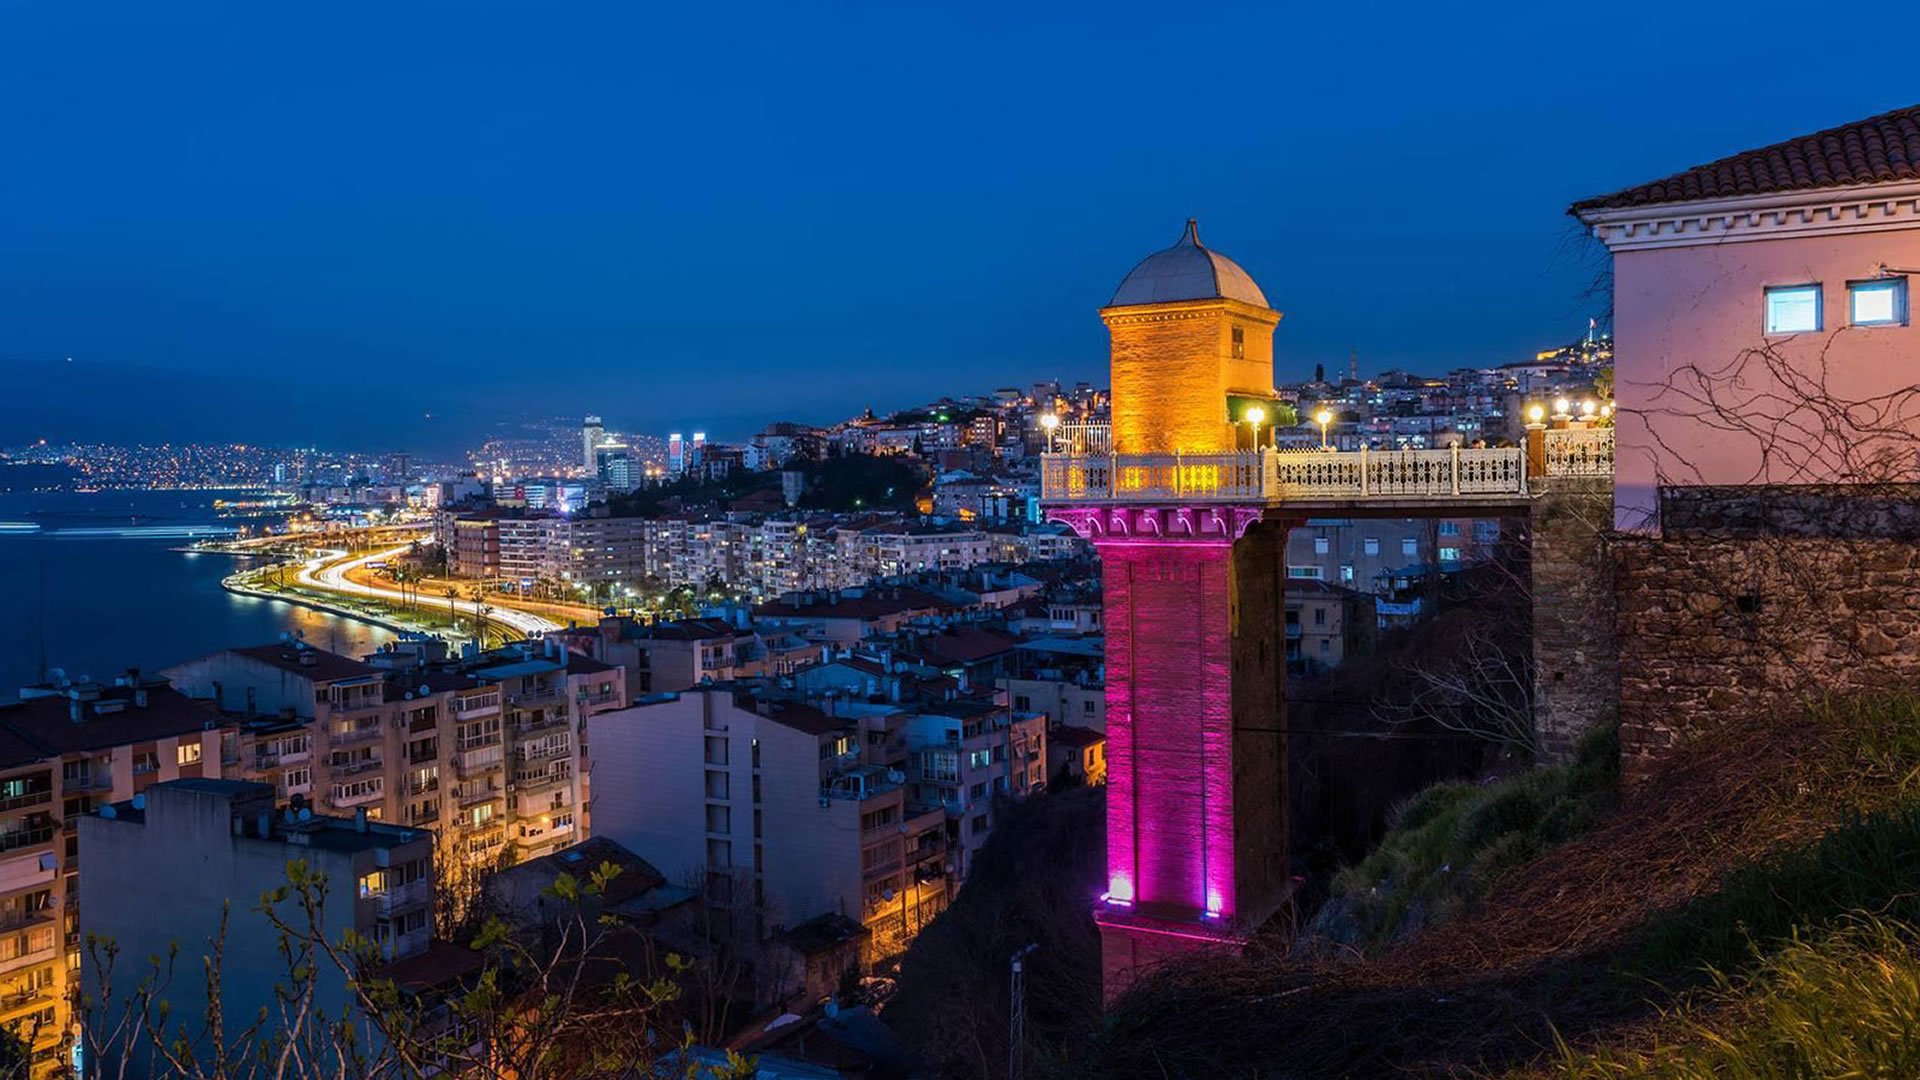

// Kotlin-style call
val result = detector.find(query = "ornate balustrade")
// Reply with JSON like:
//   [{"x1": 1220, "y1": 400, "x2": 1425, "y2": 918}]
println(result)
[
  {"x1": 1543, "y1": 428, "x2": 1615, "y2": 477},
  {"x1": 1042, "y1": 443, "x2": 1547, "y2": 504}
]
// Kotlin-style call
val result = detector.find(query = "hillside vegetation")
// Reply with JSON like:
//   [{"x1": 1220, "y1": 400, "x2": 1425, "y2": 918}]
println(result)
[{"x1": 1074, "y1": 694, "x2": 1920, "y2": 1079}]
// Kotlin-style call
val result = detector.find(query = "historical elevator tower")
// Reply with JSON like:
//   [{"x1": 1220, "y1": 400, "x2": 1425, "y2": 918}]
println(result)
[{"x1": 1049, "y1": 221, "x2": 1291, "y2": 996}]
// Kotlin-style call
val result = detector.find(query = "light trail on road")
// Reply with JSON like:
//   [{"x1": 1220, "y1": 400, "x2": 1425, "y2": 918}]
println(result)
[{"x1": 296, "y1": 545, "x2": 563, "y2": 637}]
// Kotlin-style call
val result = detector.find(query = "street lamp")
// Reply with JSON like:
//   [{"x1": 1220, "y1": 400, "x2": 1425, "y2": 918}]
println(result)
[
  {"x1": 1245, "y1": 406, "x2": 1266, "y2": 449},
  {"x1": 1553, "y1": 397, "x2": 1571, "y2": 422},
  {"x1": 1039, "y1": 413, "x2": 1060, "y2": 453},
  {"x1": 1527, "y1": 404, "x2": 1545, "y2": 426},
  {"x1": 1315, "y1": 408, "x2": 1334, "y2": 450}
]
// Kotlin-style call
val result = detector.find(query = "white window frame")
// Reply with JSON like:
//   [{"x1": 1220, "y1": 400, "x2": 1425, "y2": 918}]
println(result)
[
  {"x1": 1849, "y1": 277, "x2": 1908, "y2": 327},
  {"x1": 1764, "y1": 283, "x2": 1822, "y2": 335}
]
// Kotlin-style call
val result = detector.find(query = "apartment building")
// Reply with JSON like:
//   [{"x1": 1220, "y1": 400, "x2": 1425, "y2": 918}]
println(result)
[
  {"x1": 448, "y1": 514, "x2": 504, "y2": 579},
  {"x1": 1284, "y1": 517, "x2": 1502, "y2": 594},
  {"x1": 565, "y1": 616, "x2": 826, "y2": 696},
  {"x1": 163, "y1": 638, "x2": 624, "y2": 872},
  {"x1": 899, "y1": 701, "x2": 1046, "y2": 880},
  {"x1": 79, "y1": 780, "x2": 436, "y2": 1077},
  {"x1": 0, "y1": 674, "x2": 236, "y2": 1074},
  {"x1": 588, "y1": 689, "x2": 948, "y2": 975},
  {"x1": 753, "y1": 586, "x2": 958, "y2": 645},
  {"x1": 1284, "y1": 580, "x2": 1378, "y2": 675},
  {"x1": 1003, "y1": 637, "x2": 1106, "y2": 733}
]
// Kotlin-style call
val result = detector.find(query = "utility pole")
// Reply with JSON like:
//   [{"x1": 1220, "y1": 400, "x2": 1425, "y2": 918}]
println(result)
[{"x1": 1008, "y1": 943, "x2": 1038, "y2": 1080}]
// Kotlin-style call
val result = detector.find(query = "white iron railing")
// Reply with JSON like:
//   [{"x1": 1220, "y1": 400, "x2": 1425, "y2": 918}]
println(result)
[
  {"x1": 1543, "y1": 428, "x2": 1615, "y2": 477},
  {"x1": 1049, "y1": 423, "x2": 1111, "y2": 454},
  {"x1": 1040, "y1": 429, "x2": 1616, "y2": 504}
]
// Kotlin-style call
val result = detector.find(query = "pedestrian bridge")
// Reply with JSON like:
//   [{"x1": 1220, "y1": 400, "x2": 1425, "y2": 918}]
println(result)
[{"x1": 1040, "y1": 428, "x2": 1612, "y2": 515}]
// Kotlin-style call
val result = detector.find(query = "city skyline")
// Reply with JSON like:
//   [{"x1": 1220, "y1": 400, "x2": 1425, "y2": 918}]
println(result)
[{"x1": 2, "y1": 0, "x2": 1907, "y2": 453}]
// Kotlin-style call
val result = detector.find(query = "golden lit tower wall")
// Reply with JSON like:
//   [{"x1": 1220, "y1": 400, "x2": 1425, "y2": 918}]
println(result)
[{"x1": 1102, "y1": 220, "x2": 1281, "y2": 454}]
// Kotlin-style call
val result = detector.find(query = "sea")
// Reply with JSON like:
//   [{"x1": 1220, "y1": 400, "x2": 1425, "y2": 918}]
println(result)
[{"x1": 0, "y1": 488, "x2": 396, "y2": 701}]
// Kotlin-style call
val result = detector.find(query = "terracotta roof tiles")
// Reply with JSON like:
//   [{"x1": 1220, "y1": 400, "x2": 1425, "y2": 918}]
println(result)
[{"x1": 1572, "y1": 104, "x2": 1920, "y2": 212}]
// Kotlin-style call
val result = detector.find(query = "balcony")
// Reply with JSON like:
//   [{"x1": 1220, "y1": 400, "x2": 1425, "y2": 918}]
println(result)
[
  {"x1": 512, "y1": 741, "x2": 572, "y2": 764},
  {"x1": 511, "y1": 686, "x2": 566, "y2": 707},
  {"x1": 388, "y1": 926, "x2": 430, "y2": 961},
  {"x1": 332, "y1": 757, "x2": 384, "y2": 778},
  {"x1": 407, "y1": 805, "x2": 440, "y2": 827},
  {"x1": 407, "y1": 776, "x2": 441, "y2": 797},
  {"x1": 0, "y1": 828, "x2": 53, "y2": 855},
  {"x1": 328, "y1": 783, "x2": 384, "y2": 809},
  {"x1": 0, "y1": 790, "x2": 50, "y2": 815},
  {"x1": 456, "y1": 784, "x2": 502, "y2": 808},
  {"x1": 511, "y1": 769, "x2": 567, "y2": 794},
  {"x1": 61, "y1": 771, "x2": 111, "y2": 793},
  {"x1": 454, "y1": 745, "x2": 505, "y2": 776},
  {"x1": 330, "y1": 723, "x2": 385, "y2": 747},
  {"x1": 511, "y1": 712, "x2": 569, "y2": 738},
  {"x1": 252, "y1": 745, "x2": 312, "y2": 770},
  {"x1": 374, "y1": 878, "x2": 429, "y2": 917}
]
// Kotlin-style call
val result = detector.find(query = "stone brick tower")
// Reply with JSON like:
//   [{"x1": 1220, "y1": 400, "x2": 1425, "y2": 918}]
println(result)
[{"x1": 1077, "y1": 221, "x2": 1291, "y2": 997}]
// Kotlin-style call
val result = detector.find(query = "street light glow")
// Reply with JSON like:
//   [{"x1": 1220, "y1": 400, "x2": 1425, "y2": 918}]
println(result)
[
  {"x1": 1245, "y1": 407, "x2": 1266, "y2": 426},
  {"x1": 1039, "y1": 414, "x2": 1059, "y2": 430},
  {"x1": 1314, "y1": 409, "x2": 1332, "y2": 426},
  {"x1": 1527, "y1": 404, "x2": 1545, "y2": 423}
]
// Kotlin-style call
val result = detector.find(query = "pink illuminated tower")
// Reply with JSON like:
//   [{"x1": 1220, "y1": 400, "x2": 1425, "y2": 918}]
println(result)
[{"x1": 1045, "y1": 221, "x2": 1291, "y2": 997}]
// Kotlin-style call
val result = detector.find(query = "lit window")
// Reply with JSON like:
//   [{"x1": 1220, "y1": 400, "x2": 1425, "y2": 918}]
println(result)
[
  {"x1": 1363, "y1": 538, "x2": 1380, "y2": 556},
  {"x1": 1313, "y1": 536, "x2": 1330, "y2": 555},
  {"x1": 176, "y1": 742, "x2": 202, "y2": 767},
  {"x1": 1287, "y1": 566, "x2": 1323, "y2": 580},
  {"x1": 1850, "y1": 278, "x2": 1908, "y2": 327},
  {"x1": 1231, "y1": 326, "x2": 1245, "y2": 359},
  {"x1": 1401, "y1": 538, "x2": 1418, "y2": 557},
  {"x1": 1440, "y1": 546, "x2": 1461, "y2": 562},
  {"x1": 1764, "y1": 284, "x2": 1821, "y2": 334}
]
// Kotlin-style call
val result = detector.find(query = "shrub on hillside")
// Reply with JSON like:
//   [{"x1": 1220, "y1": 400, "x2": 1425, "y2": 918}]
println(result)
[{"x1": 1311, "y1": 723, "x2": 1619, "y2": 949}]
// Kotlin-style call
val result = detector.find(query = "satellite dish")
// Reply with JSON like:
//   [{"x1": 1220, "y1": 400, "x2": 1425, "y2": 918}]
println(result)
[
  {"x1": 419, "y1": 684, "x2": 431, "y2": 696},
  {"x1": 297, "y1": 808, "x2": 313, "y2": 821}
]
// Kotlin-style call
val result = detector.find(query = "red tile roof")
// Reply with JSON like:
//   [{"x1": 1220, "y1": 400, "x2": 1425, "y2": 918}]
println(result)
[{"x1": 1573, "y1": 104, "x2": 1920, "y2": 212}]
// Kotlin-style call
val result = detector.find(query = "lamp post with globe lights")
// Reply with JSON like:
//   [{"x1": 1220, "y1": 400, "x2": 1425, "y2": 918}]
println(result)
[
  {"x1": 1245, "y1": 406, "x2": 1266, "y2": 450},
  {"x1": 1039, "y1": 413, "x2": 1060, "y2": 454},
  {"x1": 1315, "y1": 408, "x2": 1334, "y2": 450}
]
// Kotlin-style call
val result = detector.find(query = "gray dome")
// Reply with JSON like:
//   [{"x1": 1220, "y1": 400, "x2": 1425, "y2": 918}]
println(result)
[{"x1": 1108, "y1": 219, "x2": 1269, "y2": 308}]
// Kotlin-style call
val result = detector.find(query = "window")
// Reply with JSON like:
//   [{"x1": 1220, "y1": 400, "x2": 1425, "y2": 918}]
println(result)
[
  {"x1": 1313, "y1": 607, "x2": 1326, "y2": 626},
  {"x1": 706, "y1": 805, "x2": 730, "y2": 834},
  {"x1": 175, "y1": 742, "x2": 202, "y2": 767},
  {"x1": 1765, "y1": 284, "x2": 1821, "y2": 334},
  {"x1": 1230, "y1": 325, "x2": 1245, "y2": 359},
  {"x1": 704, "y1": 736, "x2": 728, "y2": 766},
  {"x1": 1440, "y1": 546, "x2": 1462, "y2": 562},
  {"x1": 1287, "y1": 566, "x2": 1323, "y2": 580},
  {"x1": 1083, "y1": 699, "x2": 1096, "y2": 715},
  {"x1": 971, "y1": 813, "x2": 990, "y2": 836},
  {"x1": 705, "y1": 770, "x2": 729, "y2": 800},
  {"x1": 707, "y1": 839, "x2": 732, "y2": 869},
  {"x1": 1363, "y1": 537, "x2": 1380, "y2": 556},
  {"x1": 1313, "y1": 536, "x2": 1330, "y2": 555},
  {"x1": 1339, "y1": 564, "x2": 1355, "y2": 583},
  {"x1": 1401, "y1": 538, "x2": 1418, "y2": 557},
  {"x1": 1439, "y1": 521, "x2": 1460, "y2": 536},
  {"x1": 132, "y1": 751, "x2": 158, "y2": 776},
  {"x1": 1850, "y1": 278, "x2": 1908, "y2": 326}
]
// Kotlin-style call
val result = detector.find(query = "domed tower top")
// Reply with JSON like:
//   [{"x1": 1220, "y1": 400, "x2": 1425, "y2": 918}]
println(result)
[
  {"x1": 1108, "y1": 218, "x2": 1270, "y2": 309},
  {"x1": 1101, "y1": 220, "x2": 1282, "y2": 456}
]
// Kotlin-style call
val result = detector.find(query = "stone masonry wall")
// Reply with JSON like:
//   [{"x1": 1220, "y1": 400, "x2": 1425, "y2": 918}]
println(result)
[
  {"x1": 1530, "y1": 478, "x2": 1618, "y2": 762},
  {"x1": 1615, "y1": 536, "x2": 1920, "y2": 778}
]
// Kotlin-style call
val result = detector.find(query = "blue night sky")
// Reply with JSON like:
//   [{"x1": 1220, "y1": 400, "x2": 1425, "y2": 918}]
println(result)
[{"x1": 0, "y1": 0, "x2": 1909, "y2": 454}]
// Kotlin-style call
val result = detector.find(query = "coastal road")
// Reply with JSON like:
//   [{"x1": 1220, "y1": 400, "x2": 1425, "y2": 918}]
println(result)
[{"x1": 297, "y1": 545, "x2": 563, "y2": 637}]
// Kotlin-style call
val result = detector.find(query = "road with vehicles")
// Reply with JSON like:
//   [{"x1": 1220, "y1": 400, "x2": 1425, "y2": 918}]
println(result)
[{"x1": 297, "y1": 545, "x2": 564, "y2": 637}]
